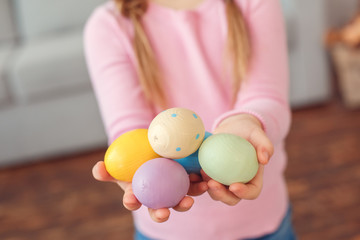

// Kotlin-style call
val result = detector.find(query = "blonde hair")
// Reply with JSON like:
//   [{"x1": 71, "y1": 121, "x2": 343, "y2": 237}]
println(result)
[{"x1": 115, "y1": 0, "x2": 251, "y2": 108}]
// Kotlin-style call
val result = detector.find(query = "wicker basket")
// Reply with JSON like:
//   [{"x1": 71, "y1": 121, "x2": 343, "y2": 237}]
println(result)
[{"x1": 330, "y1": 44, "x2": 360, "y2": 108}]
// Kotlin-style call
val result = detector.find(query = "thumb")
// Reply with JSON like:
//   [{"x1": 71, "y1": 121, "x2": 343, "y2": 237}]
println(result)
[
  {"x1": 248, "y1": 128, "x2": 274, "y2": 165},
  {"x1": 92, "y1": 161, "x2": 117, "y2": 182}
]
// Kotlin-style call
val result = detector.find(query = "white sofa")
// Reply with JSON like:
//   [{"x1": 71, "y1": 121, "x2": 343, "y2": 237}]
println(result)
[
  {"x1": 0, "y1": 0, "x2": 108, "y2": 166},
  {"x1": 0, "y1": 0, "x2": 332, "y2": 167}
]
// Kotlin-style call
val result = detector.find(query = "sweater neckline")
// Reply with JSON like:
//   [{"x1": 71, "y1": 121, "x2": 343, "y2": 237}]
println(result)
[{"x1": 148, "y1": 0, "x2": 216, "y2": 17}]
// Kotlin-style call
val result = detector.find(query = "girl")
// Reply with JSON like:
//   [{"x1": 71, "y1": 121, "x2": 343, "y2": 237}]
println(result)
[{"x1": 85, "y1": 0, "x2": 295, "y2": 239}]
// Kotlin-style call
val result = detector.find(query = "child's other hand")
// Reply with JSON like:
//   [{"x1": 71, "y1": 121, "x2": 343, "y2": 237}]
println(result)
[
  {"x1": 201, "y1": 165, "x2": 264, "y2": 205},
  {"x1": 92, "y1": 161, "x2": 208, "y2": 223},
  {"x1": 204, "y1": 113, "x2": 274, "y2": 205}
]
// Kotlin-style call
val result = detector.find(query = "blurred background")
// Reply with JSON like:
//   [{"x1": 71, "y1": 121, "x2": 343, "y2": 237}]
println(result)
[{"x1": 0, "y1": 0, "x2": 359, "y2": 239}]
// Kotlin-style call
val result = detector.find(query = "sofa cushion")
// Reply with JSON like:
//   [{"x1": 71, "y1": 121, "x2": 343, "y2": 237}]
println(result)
[
  {"x1": 0, "y1": 46, "x2": 12, "y2": 105},
  {"x1": 0, "y1": 91, "x2": 107, "y2": 166},
  {"x1": 14, "y1": 0, "x2": 106, "y2": 40},
  {"x1": 0, "y1": 0, "x2": 16, "y2": 42},
  {"x1": 9, "y1": 30, "x2": 91, "y2": 103}
]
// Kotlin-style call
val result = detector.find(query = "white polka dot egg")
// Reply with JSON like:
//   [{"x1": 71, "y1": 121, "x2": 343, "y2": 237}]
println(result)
[{"x1": 148, "y1": 108, "x2": 205, "y2": 159}]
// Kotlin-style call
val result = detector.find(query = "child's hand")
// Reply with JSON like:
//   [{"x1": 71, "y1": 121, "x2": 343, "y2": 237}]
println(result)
[
  {"x1": 204, "y1": 113, "x2": 274, "y2": 205},
  {"x1": 92, "y1": 161, "x2": 208, "y2": 223},
  {"x1": 201, "y1": 165, "x2": 264, "y2": 205}
]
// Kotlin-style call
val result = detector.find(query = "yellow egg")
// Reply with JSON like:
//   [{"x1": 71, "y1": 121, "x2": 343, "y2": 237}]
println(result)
[{"x1": 104, "y1": 129, "x2": 160, "y2": 182}]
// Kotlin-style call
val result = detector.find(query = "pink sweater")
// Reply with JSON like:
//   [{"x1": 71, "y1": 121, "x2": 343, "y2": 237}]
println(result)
[{"x1": 84, "y1": 0, "x2": 291, "y2": 239}]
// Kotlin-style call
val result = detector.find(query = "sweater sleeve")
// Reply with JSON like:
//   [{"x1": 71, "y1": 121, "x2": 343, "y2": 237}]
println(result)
[
  {"x1": 213, "y1": 0, "x2": 291, "y2": 145},
  {"x1": 84, "y1": 7, "x2": 154, "y2": 144}
]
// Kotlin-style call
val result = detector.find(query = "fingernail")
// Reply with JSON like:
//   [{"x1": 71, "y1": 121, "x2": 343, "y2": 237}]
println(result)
[
  {"x1": 155, "y1": 211, "x2": 164, "y2": 219},
  {"x1": 262, "y1": 151, "x2": 270, "y2": 163}
]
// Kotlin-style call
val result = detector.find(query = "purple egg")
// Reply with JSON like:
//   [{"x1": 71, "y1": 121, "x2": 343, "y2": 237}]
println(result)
[{"x1": 132, "y1": 158, "x2": 190, "y2": 209}]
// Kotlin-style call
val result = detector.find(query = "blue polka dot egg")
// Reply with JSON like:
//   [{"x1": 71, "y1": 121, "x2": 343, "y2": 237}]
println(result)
[{"x1": 148, "y1": 108, "x2": 205, "y2": 159}]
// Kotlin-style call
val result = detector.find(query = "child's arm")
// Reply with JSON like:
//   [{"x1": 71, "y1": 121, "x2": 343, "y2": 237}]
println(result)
[
  {"x1": 216, "y1": 0, "x2": 292, "y2": 146},
  {"x1": 83, "y1": 8, "x2": 154, "y2": 143},
  {"x1": 84, "y1": 8, "x2": 208, "y2": 222},
  {"x1": 206, "y1": 0, "x2": 291, "y2": 205}
]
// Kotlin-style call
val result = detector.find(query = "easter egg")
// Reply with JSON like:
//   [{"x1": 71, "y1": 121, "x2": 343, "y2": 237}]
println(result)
[
  {"x1": 132, "y1": 158, "x2": 190, "y2": 209},
  {"x1": 198, "y1": 134, "x2": 258, "y2": 185},
  {"x1": 104, "y1": 129, "x2": 160, "y2": 182},
  {"x1": 176, "y1": 131, "x2": 212, "y2": 174},
  {"x1": 148, "y1": 108, "x2": 205, "y2": 159}
]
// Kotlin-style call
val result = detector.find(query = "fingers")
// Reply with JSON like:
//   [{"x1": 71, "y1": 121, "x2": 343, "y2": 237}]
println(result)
[
  {"x1": 92, "y1": 161, "x2": 117, "y2": 182},
  {"x1": 200, "y1": 170, "x2": 212, "y2": 182},
  {"x1": 188, "y1": 182, "x2": 208, "y2": 196},
  {"x1": 147, "y1": 195, "x2": 194, "y2": 223},
  {"x1": 148, "y1": 208, "x2": 171, "y2": 223},
  {"x1": 203, "y1": 164, "x2": 264, "y2": 205},
  {"x1": 229, "y1": 165, "x2": 264, "y2": 200},
  {"x1": 248, "y1": 128, "x2": 274, "y2": 165},
  {"x1": 93, "y1": 161, "x2": 143, "y2": 211},
  {"x1": 188, "y1": 173, "x2": 208, "y2": 196},
  {"x1": 202, "y1": 169, "x2": 242, "y2": 205},
  {"x1": 148, "y1": 195, "x2": 194, "y2": 222},
  {"x1": 189, "y1": 173, "x2": 202, "y2": 182},
  {"x1": 92, "y1": 161, "x2": 131, "y2": 190},
  {"x1": 173, "y1": 196, "x2": 194, "y2": 212},
  {"x1": 122, "y1": 184, "x2": 142, "y2": 211},
  {"x1": 207, "y1": 180, "x2": 241, "y2": 206}
]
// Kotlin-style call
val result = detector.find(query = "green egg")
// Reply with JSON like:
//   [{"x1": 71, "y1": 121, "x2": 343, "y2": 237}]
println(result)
[{"x1": 198, "y1": 134, "x2": 258, "y2": 185}]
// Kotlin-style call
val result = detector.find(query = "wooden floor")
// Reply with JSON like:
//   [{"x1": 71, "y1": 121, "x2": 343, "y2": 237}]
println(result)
[{"x1": 1, "y1": 99, "x2": 360, "y2": 240}]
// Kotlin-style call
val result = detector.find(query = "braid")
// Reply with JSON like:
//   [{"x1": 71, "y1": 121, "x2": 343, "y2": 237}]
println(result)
[
  {"x1": 224, "y1": 0, "x2": 251, "y2": 105},
  {"x1": 115, "y1": 0, "x2": 166, "y2": 108}
]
